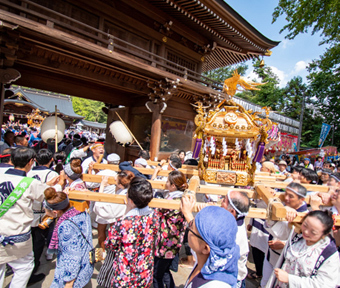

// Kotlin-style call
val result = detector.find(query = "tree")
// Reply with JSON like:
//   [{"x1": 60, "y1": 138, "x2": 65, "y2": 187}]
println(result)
[
  {"x1": 273, "y1": 0, "x2": 340, "y2": 147},
  {"x1": 281, "y1": 76, "x2": 308, "y2": 120},
  {"x1": 202, "y1": 63, "x2": 248, "y2": 83},
  {"x1": 236, "y1": 60, "x2": 284, "y2": 111},
  {"x1": 72, "y1": 97, "x2": 107, "y2": 123},
  {"x1": 273, "y1": 0, "x2": 340, "y2": 44}
]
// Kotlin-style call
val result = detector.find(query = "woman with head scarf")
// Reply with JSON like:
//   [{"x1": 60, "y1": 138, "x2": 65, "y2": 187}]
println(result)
[
  {"x1": 44, "y1": 187, "x2": 93, "y2": 288},
  {"x1": 181, "y1": 199, "x2": 239, "y2": 288}
]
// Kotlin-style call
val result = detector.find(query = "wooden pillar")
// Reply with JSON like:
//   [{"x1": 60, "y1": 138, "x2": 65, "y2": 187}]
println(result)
[
  {"x1": 149, "y1": 104, "x2": 162, "y2": 161},
  {"x1": 0, "y1": 69, "x2": 21, "y2": 128}
]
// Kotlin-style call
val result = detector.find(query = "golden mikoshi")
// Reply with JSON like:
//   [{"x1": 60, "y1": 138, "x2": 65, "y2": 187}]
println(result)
[{"x1": 192, "y1": 70, "x2": 272, "y2": 186}]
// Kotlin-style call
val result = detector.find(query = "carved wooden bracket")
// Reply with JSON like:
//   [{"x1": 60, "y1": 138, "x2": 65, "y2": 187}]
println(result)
[
  {"x1": 146, "y1": 78, "x2": 179, "y2": 113},
  {"x1": 0, "y1": 23, "x2": 20, "y2": 68},
  {"x1": 0, "y1": 68, "x2": 21, "y2": 84}
]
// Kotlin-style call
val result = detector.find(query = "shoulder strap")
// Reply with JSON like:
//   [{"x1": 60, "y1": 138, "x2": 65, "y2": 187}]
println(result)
[
  {"x1": 311, "y1": 237, "x2": 338, "y2": 276},
  {"x1": 0, "y1": 177, "x2": 34, "y2": 217},
  {"x1": 44, "y1": 170, "x2": 52, "y2": 183},
  {"x1": 65, "y1": 213, "x2": 92, "y2": 248}
]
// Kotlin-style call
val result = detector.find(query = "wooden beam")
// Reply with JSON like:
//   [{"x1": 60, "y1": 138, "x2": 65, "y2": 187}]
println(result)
[
  {"x1": 254, "y1": 175, "x2": 286, "y2": 182},
  {"x1": 198, "y1": 185, "x2": 255, "y2": 198},
  {"x1": 257, "y1": 182, "x2": 329, "y2": 192},
  {"x1": 93, "y1": 163, "x2": 199, "y2": 176},
  {"x1": 146, "y1": 160, "x2": 198, "y2": 170},
  {"x1": 67, "y1": 190, "x2": 340, "y2": 225},
  {"x1": 187, "y1": 176, "x2": 200, "y2": 193},
  {"x1": 67, "y1": 191, "x2": 264, "y2": 216},
  {"x1": 255, "y1": 185, "x2": 287, "y2": 220}
]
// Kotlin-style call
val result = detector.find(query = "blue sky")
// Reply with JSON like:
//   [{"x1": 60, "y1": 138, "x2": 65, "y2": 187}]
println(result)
[{"x1": 227, "y1": 1, "x2": 328, "y2": 87}]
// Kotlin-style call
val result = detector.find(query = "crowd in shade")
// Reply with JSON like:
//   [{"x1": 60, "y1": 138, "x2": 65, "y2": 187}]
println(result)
[{"x1": 1, "y1": 123, "x2": 340, "y2": 288}]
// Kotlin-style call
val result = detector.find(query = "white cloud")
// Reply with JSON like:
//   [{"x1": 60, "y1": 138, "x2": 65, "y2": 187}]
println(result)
[
  {"x1": 244, "y1": 70, "x2": 261, "y2": 83},
  {"x1": 292, "y1": 60, "x2": 308, "y2": 73},
  {"x1": 281, "y1": 39, "x2": 291, "y2": 49},
  {"x1": 270, "y1": 66, "x2": 287, "y2": 87},
  {"x1": 243, "y1": 59, "x2": 310, "y2": 89}
]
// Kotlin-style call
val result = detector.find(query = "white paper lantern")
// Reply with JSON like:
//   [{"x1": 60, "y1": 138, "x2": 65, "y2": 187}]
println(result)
[
  {"x1": 40, "y1": 116, "x2": 65, "y2": 145},
  {"x1": 109, "y1": 121, "x2": 133, "y2": 146}
]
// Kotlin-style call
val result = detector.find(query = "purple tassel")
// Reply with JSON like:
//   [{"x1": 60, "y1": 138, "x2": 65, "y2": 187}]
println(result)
[
  {"x1": 192, "y1": 138, "x2": 202, "y2": 159},
  {"x1": 253, "y1": 142, "x2": 265, "y2": 162}
]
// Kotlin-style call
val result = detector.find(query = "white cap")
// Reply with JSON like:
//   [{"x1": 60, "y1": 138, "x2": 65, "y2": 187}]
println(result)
[
  {"x1": 107, "y1": 153, "x2": 120, "y2": 163},
  {"x1": 134, "y1": 158, "x2": 148, "y2": 167}
]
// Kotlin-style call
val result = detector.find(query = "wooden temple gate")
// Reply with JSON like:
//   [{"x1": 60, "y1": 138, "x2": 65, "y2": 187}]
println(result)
[{"x1": 0, "y1": 0, "x2": 302, "y2": 163}]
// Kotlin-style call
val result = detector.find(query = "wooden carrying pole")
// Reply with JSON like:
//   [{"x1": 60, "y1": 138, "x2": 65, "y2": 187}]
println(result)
[
  {"x1": 81, "y1": 174, "x2": 329, "y2": 206},
  {"x1": 67, "y1": 189, "x2": 339, "y2": 225},
  {"x1": 255, "y1": 184, "x2": 340, "y2": 225},
  {"x1": 78, "y1": 176, "x2": 337, "y2": 224},
  {"x1": 115, "y1": 111, "x2": 143, "y2": 150},
  {"x1": 92, "y1": 163, "x2": 329, "y2": 193}
]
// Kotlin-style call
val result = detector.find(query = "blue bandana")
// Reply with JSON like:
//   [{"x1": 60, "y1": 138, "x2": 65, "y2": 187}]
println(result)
[{"x1": 195, "y1": 206, "x2": 239, "y2": 287}]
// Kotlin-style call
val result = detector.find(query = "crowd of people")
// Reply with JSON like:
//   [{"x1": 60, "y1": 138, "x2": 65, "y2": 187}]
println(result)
[{"x1": 1, "y1": 125, "x2": 340, "y2": 288}]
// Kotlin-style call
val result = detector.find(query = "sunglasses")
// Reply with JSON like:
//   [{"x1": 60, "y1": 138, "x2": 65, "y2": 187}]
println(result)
[{"x1": 186, "y1": 219, "x2": 205, "y2": 242}]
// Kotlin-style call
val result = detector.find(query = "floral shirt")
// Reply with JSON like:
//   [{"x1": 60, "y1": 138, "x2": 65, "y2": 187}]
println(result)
[
  {"x1": 154, "y1": 191, "x2": 187, "y2": 259},
  {"x1": 97, "y1": 210, "x2": 159, "y2": 288}
]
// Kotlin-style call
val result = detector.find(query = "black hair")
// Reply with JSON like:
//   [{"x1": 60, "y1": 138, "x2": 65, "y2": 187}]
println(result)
[
  {"x1": 228, "y1": 191, "x2": 250, "y2": 215},
  {"x1": 4, "y1": 130, "x2": 14, "y2": 138},
  {"x1": 169, "y1": 154, "x2": 180, "y2": 161},
  {"x1": 36, "y1": 149, "x2": 53, "y2": 165},
  {"x1": 178, "y1": 150, "x2": 186, "y2": 155},
  {"x1": 127, "y1": 177, "x2": 153, "y2": 209},
  {"x1": 80, "y1": 136, "x2": 88, "y2": 145},
  {"x1": 291, "y1": 166, "x2": 302, "y2": 173},
  {"x1": 300, "y1": 168, "x2": 318, "y2": 184},
  {"x1": 1, "y1": 148, "x2": 14, "y2": 164},
  {"x1": 286, "y1": 182, "x2": 307, "y2": 199},
  {"x1": 14, "y1": 135, "x2": 25, "y2": 144},
  {"x1": 170, "y1": 158, "x2": 182, "y2": 169},
  {"x1": 54, "y1": 151, "x2": 66, "y2": 174},
  {"x1": 302, "y1": 210, "x2": 333, "y2": 236},
  {"x1": 11, "y1": 147, "x2": 36, "y2": 168},
  {"x1": 183, "y1": 158, "x2": 198, "y2": 166},
  {"x1": 138, "y1": 150, "x2": 150, "y2": 160}
]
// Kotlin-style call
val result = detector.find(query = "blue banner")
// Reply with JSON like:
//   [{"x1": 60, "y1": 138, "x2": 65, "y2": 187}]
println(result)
[
  {"x1": 293, "y1": 143, "x2": 297, "y2": 152},
  {"x1": 318, "y1": 123, "x2": 331, "y2": 147}
]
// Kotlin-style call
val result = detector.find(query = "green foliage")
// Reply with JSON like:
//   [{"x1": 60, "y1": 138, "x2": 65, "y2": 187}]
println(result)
[
  {"x1": 281, "y1": 76, "x2": 308, "y2": 120},
  {"x1": 273, "y1": 0, "x2": 340, "y2": 44},
  {"x1": 246, "y1": 60, "x2": 283, "y2": 110},
  {"x1": 273, "y1": 0, "x2": 340, "y2": 148},
  {"x1": 71, "y1": 97, "x2": 107, "y2": 123},
  {"x1": 202, "y1": 63, "x2": 248, "y2": 83}
]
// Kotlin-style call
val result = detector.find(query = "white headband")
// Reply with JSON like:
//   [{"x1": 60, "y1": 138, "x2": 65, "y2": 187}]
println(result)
[
  {"x1": 330, "y1": 174, "x2": 340, "y2": 182},
  {"x1": 286, "y1": 186, "x2": 306, "y2": 198},
  {"x1": 169, "y1": 161, "x2": 178, "y2": 170},
  {"x1": 227, "y1": 191, "x2": 248, "y2": 218}
]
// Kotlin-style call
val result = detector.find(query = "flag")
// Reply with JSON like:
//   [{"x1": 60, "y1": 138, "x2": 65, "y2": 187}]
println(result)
[{"x1": 318, "y1": 123, "x2": 331, "y2": 148}]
